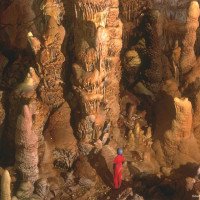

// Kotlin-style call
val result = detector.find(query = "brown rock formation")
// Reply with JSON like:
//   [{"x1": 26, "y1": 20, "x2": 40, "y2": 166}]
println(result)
[
  {"x1": 28, "y1": 0, "x2": 66, "y2": 109},
  {"x1": 179, "y1": 1, "x2": 199, "y2": 75},
  {"x1": 153, "y1": 97, "x2": 200, "y2": 168},
  {"x1": 71, "y1": 0, "x2": 122, "y2": 142},
  {"x1": 15, "y1": 105, "x2": 39, "y2": 183},
  {"x1": 142, "y1": 9, "x2": 163, "y2": 93},
  {"x1": 0, "y1": 0, "x2": 37, "y2": 50},
  {"x1": 172, "y1": 97, "x2": 192, "y2": 139}
]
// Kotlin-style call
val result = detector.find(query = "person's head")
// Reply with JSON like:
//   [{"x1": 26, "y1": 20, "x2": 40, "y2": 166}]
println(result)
[{"x1": 117, "y1": 148, "x2": 123, "y2": 155}]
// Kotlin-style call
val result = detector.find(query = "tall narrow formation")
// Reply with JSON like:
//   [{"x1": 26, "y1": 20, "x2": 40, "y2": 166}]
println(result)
[
  {"x1": 1, "y1": 170, "x2": 11, "y2": 200},
  {"x1": 143, "y1": 9, "x2": 163, "y2": 93},
  {"x1": 15, "y1": 105, "x2": 38, "y2": 183},
  {"x1": 28, "y1": 0, "x2": 66, "y2": 109},
  {"x1": 106, "y1": 1, "x2": 122, "y2": 127},
  {"x1": 179, "y1": 1, "x2": 199, "y2": 75},
  {"x1": 172, "y1": 97, "x2": 192, "y2": 139},
  {"x1": 71, "y1": 0, "x2": 122, "y2": 142}
]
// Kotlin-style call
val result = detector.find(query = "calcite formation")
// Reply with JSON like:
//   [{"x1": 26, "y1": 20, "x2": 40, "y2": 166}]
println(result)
[
  {"x1": 153, "y1": 97, "x2": 200, "y2": 168},
  {"x1": 5, "y1": 66, "x2": 40, "y2": 161},
  {"x1": 28, "y1": 0, "x2": 66, "y2": 109},
  {"x1": 142, "y1": 9, "x2": 163, "y2": 93},
  {"x1": 179, "y1": 1, "x2": 200, "y2": 75},
  {"x1": 1, "y1": 170, "x2": 11, "y2": 200},
  {"x1": 15, "y1": 105, "x2": 38, "y2": 183},
  {"x1": 14, "y1": 67, "x2": 40, "y2": 96},
  {"x1": 72, "y1": 0, "x2": 122, "y2": 142},
  {"x1": 172, "y1": 97, "x2": 192, "y2": 139}
]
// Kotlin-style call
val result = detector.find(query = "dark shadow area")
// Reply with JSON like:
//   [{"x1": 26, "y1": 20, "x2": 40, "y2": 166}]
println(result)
[
  {"x1": 152, "y1": 91, "x2": 176, "y2": 139},
  {"x1": 88, "y1": 151, "x2": 113, "y2": 189}
]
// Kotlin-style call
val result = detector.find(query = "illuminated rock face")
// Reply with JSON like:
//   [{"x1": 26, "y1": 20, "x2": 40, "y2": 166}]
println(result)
[
  {"x1": 1, "y1": 170, "x2": 11, "y2": 200},
  {"x1": 172, "y1": 97, "x2": 192, "y2": 139},
  {"x1": 71, "y1": 0, "x2": 122, "y2": 142}
]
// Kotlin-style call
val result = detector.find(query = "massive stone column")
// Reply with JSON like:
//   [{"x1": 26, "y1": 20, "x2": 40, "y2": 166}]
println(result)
[
  {"x1": 28, "y1": 0, "x2": 66, "y2": 109},
  {"x1": 71, "y1": 0, "x2": 122, "y2": 142}
]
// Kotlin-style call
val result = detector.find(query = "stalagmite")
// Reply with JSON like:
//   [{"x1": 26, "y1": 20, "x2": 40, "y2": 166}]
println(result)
[
  {"x1": 15, "y1": 67, "x2": 40, "y2": 96},
  {"x1": 27, "y1": 32, "x2": 41, "y2": 55},
  {"x1": 172, "y1": 97, "x2": 192, "y2": 139},
  {"x1": 15, "y1": 105, "x2": 39, "y2": 183},
  {"x1": 1, "y1": 170, "x2": 11, "y2": 200},
  {"x1": 179, "y1": 1, "x2": 199, "y2": 74}
]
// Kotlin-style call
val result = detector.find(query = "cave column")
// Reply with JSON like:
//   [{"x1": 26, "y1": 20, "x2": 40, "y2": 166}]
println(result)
[{"x1": 72, "y1": 0, "x2": 122, "y2": 142}]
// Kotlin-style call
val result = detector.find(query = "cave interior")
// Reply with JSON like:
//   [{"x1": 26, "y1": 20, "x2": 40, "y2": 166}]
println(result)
[{"x1": 1, "y1": 0, "x2": 200, "y2": 199}]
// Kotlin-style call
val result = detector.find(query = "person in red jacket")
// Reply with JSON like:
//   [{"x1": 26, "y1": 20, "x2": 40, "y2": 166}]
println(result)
[{"x1": 113, "y1": 148, "x2": 124, "y2": 189}]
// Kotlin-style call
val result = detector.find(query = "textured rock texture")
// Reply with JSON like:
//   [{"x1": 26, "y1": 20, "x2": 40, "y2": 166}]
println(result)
[
  {"x1": 27, "y1": 0, "x2": 66, "y2": 109},
  {"x1": 179, "y1": 1, "x2": 199, "y2": 74},
  {"x1": 142, "y1": 9, "x2": 163, "y2": 93},
  {"x1": 15, "y1": 105, "x2": 39, "y2": 183},
  {"x1": 71, "y1": 0, "x2": 122, "y2": 142}
]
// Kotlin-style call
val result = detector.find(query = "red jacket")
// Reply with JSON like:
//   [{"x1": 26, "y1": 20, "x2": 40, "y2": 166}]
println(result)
[{"x1": 113, "y1": 155, "x2": 124, "y2": 169}]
